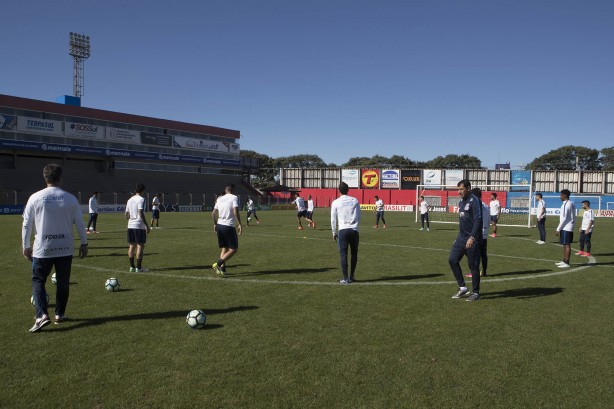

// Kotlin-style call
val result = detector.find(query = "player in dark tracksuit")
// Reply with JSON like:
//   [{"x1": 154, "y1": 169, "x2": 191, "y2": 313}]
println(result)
[{"x1": 449, "y1": 179, "x2": 483, "y2": 301}]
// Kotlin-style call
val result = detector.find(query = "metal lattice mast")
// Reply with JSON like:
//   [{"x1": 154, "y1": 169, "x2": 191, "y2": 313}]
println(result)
[{"x1": 69, "y1": 32, "x2": 91, "y2": 98}]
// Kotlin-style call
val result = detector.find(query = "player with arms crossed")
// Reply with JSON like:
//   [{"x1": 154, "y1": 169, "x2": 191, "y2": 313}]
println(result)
[
  {"x1": 331, "y1": 182, "x2": 361, "y2": 284},
  {"x1": 555, "y1": 189, "x2": 575, "y2": 268},
  {"x1": 576, "y1": 200, "x2": 594, "y2": 257},
  {"x1": 535, "y1": 193, "x2": 547, "y2": 244}
]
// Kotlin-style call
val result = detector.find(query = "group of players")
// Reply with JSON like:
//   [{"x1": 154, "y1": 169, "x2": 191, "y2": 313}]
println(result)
[{"x1": 23, "y1": 163, "x2": 597, "y2": 332}]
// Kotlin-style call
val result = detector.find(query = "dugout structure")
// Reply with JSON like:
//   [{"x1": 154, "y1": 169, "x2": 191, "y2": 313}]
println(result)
[{"x1": 416, "y1": 184, "x2": 533, "y2": 228}]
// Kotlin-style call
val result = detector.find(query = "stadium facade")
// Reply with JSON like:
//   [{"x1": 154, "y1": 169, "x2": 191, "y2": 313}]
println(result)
[{"x1": 0, "y1": 94, "x2": 257, "y2": 211}]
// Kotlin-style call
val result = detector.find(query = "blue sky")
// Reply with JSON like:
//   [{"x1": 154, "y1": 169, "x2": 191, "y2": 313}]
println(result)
[{"x1": 2, "y1": 0, "x2": 613, "y2": 168}]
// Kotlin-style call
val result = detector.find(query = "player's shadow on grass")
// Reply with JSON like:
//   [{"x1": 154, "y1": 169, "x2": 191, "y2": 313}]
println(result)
[
  {"x1": 365, "y1": 273, "x2": 444, "y2": 282},
  {"x1": 89, "y1": 246, "x2": 127, "y2": 250},
  {"x1": 233, "y1": 267, "x2": 334, "y2": 277},
  {"x1": 88, "y1": 252, "x2": 160, "y2": 258},
  {"x1": 52, "y1": 306, "x2": 258, "y2": 332},
  {"x1": 155, "y1": 263, "x2": 252, "y2": 272},
  {"x1": 488, "y1": 269, "x2": 550, "y2": 277},
  {"x1": 482, "y1": 287, "x2": 564, "y2": 299},
  {"x1": 593, "y1": 252, "x2": 614, "y2": 256}
]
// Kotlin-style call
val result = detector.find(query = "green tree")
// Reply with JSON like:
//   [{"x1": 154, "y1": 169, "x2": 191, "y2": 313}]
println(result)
[
  {"x1": 526, "y1": 146, "x2": 601, "y2": 170},
  {"x1": 425, "y1": 154, "x2": 482, "y2": 169},
  {"x1": 277, "y1": 154, "x2": 327, "y2": 168},
  {"x1": 240, "y1": 150, "x2": 278, "y2": 188},
  {"x1": 600, "y1": 147, "x2": 614, "y2": 171}
]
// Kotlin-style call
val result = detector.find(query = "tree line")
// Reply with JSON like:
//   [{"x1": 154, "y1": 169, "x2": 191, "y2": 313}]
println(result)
[{"x1": 241, "y1": 146, "x2": 614, "y2": 188}]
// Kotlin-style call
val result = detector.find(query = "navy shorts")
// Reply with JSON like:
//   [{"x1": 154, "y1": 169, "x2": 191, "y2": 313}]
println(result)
[
  {"x1": 490, "y1": 215, "x2": 499, "y2": 223},
  {"x1": 216, "y1": 224, "x2": 238, "y2": 250},
  {"x1": 559, "y1": 230, "x2": 573, "y2": 245},
  {"x1": 152, "y1": 209, "x2": 160, "y2": 219},
  {"x1": 297, "y1": 210, "x2": 307, "y2": 218},
  {"x1": 127, "y1": 228, "x2": 147, "y2": 244}
]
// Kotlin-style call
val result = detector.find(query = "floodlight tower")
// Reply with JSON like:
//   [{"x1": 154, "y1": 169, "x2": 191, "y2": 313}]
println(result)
[{"x1": 68, "y1": 32, "x2": 91, "y2": 98}]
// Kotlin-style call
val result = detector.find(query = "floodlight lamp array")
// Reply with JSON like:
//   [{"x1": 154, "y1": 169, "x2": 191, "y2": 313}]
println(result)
[{"x1": 69, "y1": 32, "x2": 91, "y2": 59}]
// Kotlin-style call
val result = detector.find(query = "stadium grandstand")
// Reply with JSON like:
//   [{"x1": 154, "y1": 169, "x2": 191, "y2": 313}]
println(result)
[{"x1": 0, "y1": 94, "x2": 261, "y2": 213}]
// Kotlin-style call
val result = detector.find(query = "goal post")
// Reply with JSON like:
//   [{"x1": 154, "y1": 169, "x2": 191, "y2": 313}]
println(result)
[{"x1": 415, "y1": 184, "x2": 533, "y2": 228}]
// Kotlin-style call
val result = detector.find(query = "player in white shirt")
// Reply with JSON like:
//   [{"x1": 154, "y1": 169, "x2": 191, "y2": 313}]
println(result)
[
  {"x1": 419, "y1": 195, "x2": 430, "y2": 231},
  {"x1": 555, "y1": 189, "x2": 576, "y2": 268},
  {"x1": 576, "y1": 200, "x2": 594, "y2": 257},
  {"x1": 294, "y1": 194, "x2": 313, "y2": 230},
  {"x1": 151, "y1": 193, "x2": 161, "y2": 229},
  {"x1": 245, "y1": 196, "x2": 260, "y2": 226},
  {"x1": 331, "y1": 182, "x2": 361, "y2": 284},
  {"x1": 306, "y1": 195, "x2": 316, "y2": 228},
  {"x1": 22, "y1": 163, "x2": 88, "y2": 332},
  {"x1": 535, "y1": 193, "x2": 547, "y2": 244},
  {"x1": 212, "y1": 184, "x2": 242, "y2": 276},
  {"x1": 373, "y1": 195, "x2": 386, "y2": 229},
  {"x1": 126, "y1": 183, "x2": 150, "y2": 272},
  {"x1": 86, "y1": 192, "x2": 99, "y2": 233},
  {"x1": 488, "y1": 193, "x2": 501, "y2": 237}
]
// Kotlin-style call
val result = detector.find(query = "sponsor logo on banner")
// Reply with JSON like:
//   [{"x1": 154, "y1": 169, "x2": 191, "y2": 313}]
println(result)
[
  {"x1": 0, "y1": 205, "x2": 25, "y2": 215},
  {"x1": 82, "y1": 205, "x2": 126, "y2": 213},
  {"x1": 0, "y1": 115, "x2": 17, "y2": 130},
  {"x1": 361, "y1": 169, "x2": 379, "y2": 189},
  {"x1": 445, "y1": 169, "x2": 463, "y2": 187},
  {"x1": 341, "y1": 169, "x2": 360, "y2": 188},
  {"x1": 224, "y1": 142, "x2": 241, "y2": 154},
  {"x1": 424, "y1": 169, "x2": 442, "y2": 186},
  {"x1": 17, "y1": 116, "x2": 63, "y2": 136},
  {"x1": 141, "y1": 132, "x2": 172, "y2": 147},
  {"x1": 106, "y1": 127, "x2": 140, "y2": 143},
  {"x1": 596, "y1": 210, "x2": 614, "y2": 217},
  {"x1": 65, "y1": 121, "x2": 105, "y2": 139},
  {"x1": 360, "y1": 204, "x2": 413, "y2": 212},
  {"x1": 381, "y1": 169, "x2": 400, "y2": 189},
  {"x1": 173, "y1": 135, "x2": 229, "y2": 152},
  {"x1": 401, "y1": 169, "x2": 421, "y2": 189}
]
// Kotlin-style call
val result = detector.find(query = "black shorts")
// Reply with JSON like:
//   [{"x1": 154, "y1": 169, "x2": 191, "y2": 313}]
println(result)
[
  {"x1": 152, "y1": 209, "x2": 160, "y2": 219},
  {"x1": 127, "y1": 228, "x2": 147, "y2": 244},
  {"x1": 490, "y1": 215, "x2": 499, "y2": 223},
  {"x1": 559, "y1": 230, "x2": 573, "y2": 245},
  {"x1": 216, "y1": 224, "x2": 238, "y2": 250},
  {"x1": 297, "y1": 210, "x2": 307, "y2": 218}
]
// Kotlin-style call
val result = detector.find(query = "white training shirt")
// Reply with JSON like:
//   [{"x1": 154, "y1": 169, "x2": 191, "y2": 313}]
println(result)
[
  {"x1": 88, "y1": 195, "x2": 98, "y2": 213},
  {"x1": 581, "y1": 208, "x2": 594, "y2": 232},
  {"x1": 295, "y1": 197, "x2": 306, "y2": 211},
  {"x1": 152, "y1": 196, "x2": 160, "y2": 211},
  {"x1": 126, "y1": 194, "x2": 147, "y2": 230},
  {"x1": 489, "y1": 199, "x2": 500, "y2": 216},
  {"x1": 556, "y1": 200, "x2": 576, "y2": 232},
  {"x1": 375, "y1": 199, "x2": 384, "y2": 211},
  {"x1": 215, "y1": 193, "x2": 239, "y2": 227},
  {"x1": 536, "y1": 199, "x2": 546, "y2": 220},
  {"x1": 420, "y1": 200, "x2": 429, "y2": 215},
  {"x1": 307, "y1": 199, "x2": 314, "y2": 212},
  {"x1": 22, "y1": 186, "x2": 87, "y2": 258},
  {"x1": 247, "y1": 199, "x2": 254, "y2": 211},
  {"x1": 331, "y1": 195, "x2": 361, "y2": 234}
]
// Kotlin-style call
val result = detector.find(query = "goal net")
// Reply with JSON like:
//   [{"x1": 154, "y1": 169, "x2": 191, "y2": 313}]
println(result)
[{"x1": 416, "y1": 184, "x2": 533, "y2": 228}]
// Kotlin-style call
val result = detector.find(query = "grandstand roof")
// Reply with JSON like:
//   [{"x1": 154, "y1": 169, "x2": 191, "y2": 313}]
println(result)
[{"x1": 0, "y1": 94, "x2": 240, "y2": 140}]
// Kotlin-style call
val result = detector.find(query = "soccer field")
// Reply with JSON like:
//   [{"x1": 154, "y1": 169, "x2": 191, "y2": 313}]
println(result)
[{"x1": 1, "y1": 210, "x2": 612, "y2": 408}]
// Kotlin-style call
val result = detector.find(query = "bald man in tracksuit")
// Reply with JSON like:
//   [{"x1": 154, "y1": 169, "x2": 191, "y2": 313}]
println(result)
[{"x1": 449, "y1": 179, "x2": 483, "y2": 302}]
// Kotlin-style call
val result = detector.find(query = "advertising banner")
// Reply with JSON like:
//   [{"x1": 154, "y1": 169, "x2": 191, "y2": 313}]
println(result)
[
  {"x1": 381, "y1": 169, "x2": 400, "y2": 189},
  {"x1": 511, "y1": 170, "x2": 530, "y2": 190},
  {"x1": 106, "y1": 127, "x2": 140, "y2": 144},
  {"x1": 141, "y1": 132, "x2": 172, "y2": 147},
  {"x1": 360, "y1": 204, "x2": 413, "y2": 212},
  {"x1": 0, "y1": 115, "x2": 17, "y2": 130},
  {"x1": 361, "y1": 168, "x2": 380, "y2": 189},
  {"x1": 444, "y1": 169, "x2": 463, "y2": 187},
  {"x1": 400, "y1": 169, "x2": 421, "y2": 189},
  {"x1": 173, "y1": 135, "x2": 229, "y2": 152},
  {"x1": 225, "y1": 142, "x2": 241, "y2": 154},
  {"x1": 423, "y1": 169, "x2": 442, "y2": 186},
  {"x1": 17, "y1": 116, "x2": 62, "y2": 136},
  {"x1": 341, "y1": 169, "x2": 360, "y2": 188},
  {"x1": 65, "y1": 122, "x2": 105, "y2": 139},
  {"x1": 0, "y1": 205, "x2": 24, "y2": 215}
]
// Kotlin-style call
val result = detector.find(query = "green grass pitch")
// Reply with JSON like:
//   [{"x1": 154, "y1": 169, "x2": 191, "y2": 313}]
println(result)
[{"x1": 1, "y1": 210, "x2": 613, "y2": 408}]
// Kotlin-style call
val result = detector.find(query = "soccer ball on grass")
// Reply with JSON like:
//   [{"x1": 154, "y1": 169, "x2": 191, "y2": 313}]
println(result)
[
  {"x1": 186, "y1": 309, "x2": 206, "y2": 329},
  {"x1": 105, "y1": 277, "x2": 120, "y2": 292},
  {"x1": 51, "y1": 273, "x2": 57, "y2": 285}
]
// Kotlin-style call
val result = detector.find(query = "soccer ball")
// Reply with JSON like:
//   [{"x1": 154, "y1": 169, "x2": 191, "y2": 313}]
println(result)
[
  {"x1": 89, "y1": 226, "x2": 94, "y2": 231},
  {"x1": 186, "y1": 309, "x2": 206, "y2": 329},
  {"x1": 51, "y1": 273, "x2": 57, "y2": 285},
  {"x1": 247, "y1": 217, "x2": 251, "y2": 222},
  {"x1": 105, "y1": 277, "x2": 120, "y2": 292},
  {"x1": 30, "y1": 294, "x2": 50, "y2": 307}
]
